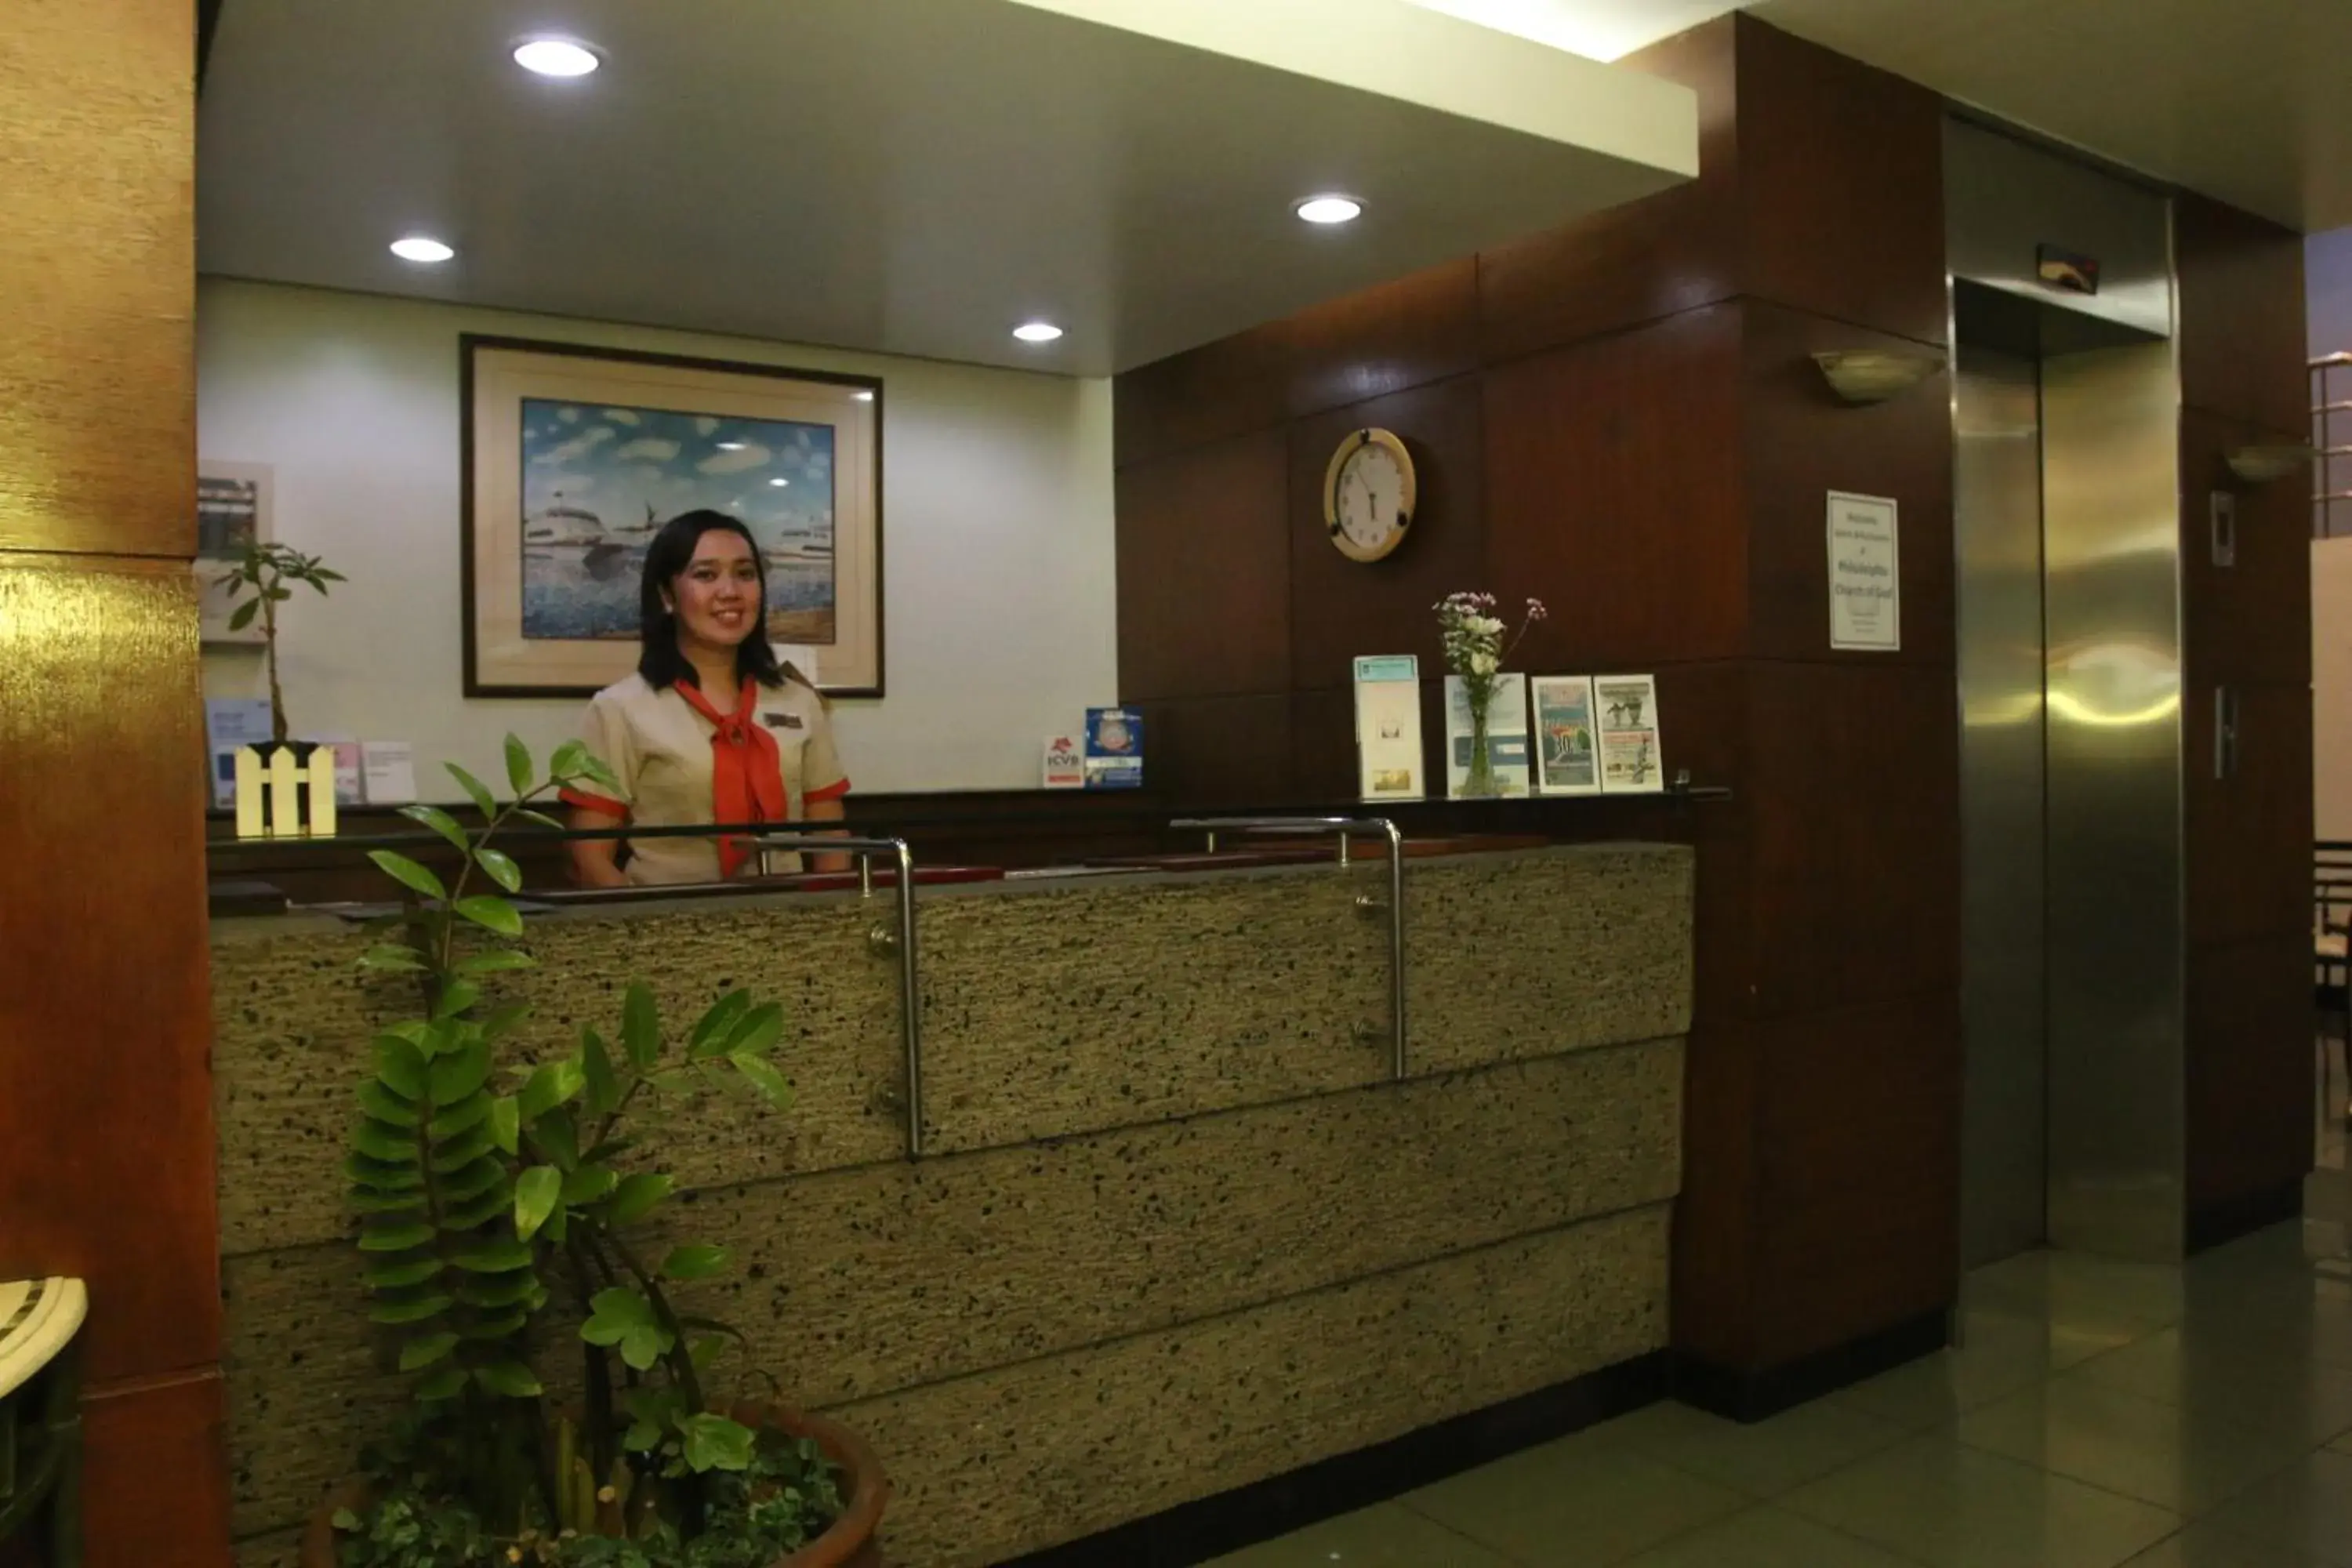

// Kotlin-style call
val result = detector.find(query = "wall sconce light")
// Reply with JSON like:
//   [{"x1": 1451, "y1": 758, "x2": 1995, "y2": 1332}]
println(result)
[
  {"x1": 1811, "y1": 349, "x2": 1944, "y2": 405},
  {"x1": 2223, "y1": 444, "x2": 2316, "y2": 485}
]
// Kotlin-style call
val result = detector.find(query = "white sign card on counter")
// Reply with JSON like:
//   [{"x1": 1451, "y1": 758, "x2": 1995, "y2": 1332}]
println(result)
[
  {"x1": 361, "y1": 741, "x2": 418, "y2": 805},
  {"x1": 1827, "y1": 490, "x2": 1900, "y2": 650},
  {"x1": 1594, "y1": 674, "x2": 1665, "y2": 794},
  {"x1": 1443, "y1": 673, "x2": 1532, "y2": 797},
  {"x1": 1041, "y1": 732, "x2": 1085, "y2": 789},
  {"x1": 1352, "y1": 655, "x2": 1425, "y2": 801},
  {"x1": 1529, "y1": 675, "x2": 1602, "y2": 797}
]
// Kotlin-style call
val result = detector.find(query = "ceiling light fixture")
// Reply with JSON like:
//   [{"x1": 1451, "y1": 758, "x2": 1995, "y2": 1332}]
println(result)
[
  {"x1": 1013, "y1": 322, "x2": 1064, "y2": 343},
  {"x1": 852, "y1": 390, "x2": 875, "y2": 401},
  {"x1": 513, "y1": 38, "x2": 601, "y2": 77},
  {"x1": 389, "y1": 236, "x2": 455, "y2": 263},
  {"x1": 769, "y1": 477, "x2": 790, "y2": 487},
  {"x1": 1295, "y1": 195, "x2": 1363, "y2": 225},
  {"x1": 715, "y1": 441, "x2": 746, "y2": 451}
]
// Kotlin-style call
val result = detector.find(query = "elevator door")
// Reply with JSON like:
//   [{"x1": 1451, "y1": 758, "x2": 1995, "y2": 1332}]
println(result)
[{"x1": 1956, "y1": 345, "x2": 2048, "y2": 1268}]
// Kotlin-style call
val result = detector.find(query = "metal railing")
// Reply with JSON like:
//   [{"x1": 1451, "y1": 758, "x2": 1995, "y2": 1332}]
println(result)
[{"x1": 1170, "y1": 816, "x2": 1408, "y2": 1080}]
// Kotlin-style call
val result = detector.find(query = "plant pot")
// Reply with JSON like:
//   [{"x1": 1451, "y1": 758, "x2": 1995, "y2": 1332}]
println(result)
[{"x1": 300, "y1": 1403, "x2": 887, "y2": 1567}]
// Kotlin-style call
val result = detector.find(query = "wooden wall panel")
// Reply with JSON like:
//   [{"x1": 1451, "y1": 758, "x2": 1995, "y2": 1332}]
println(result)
[
  {"x1": 1475, "y1": 20, "x2": 1740, "y2": 365},
  {"x1": 1742, "y1": 303, "x2": 1955, "y2": 665},
  {"x1": 0, "y1": 2, "x2": 195, "y2": 558},
  {"x1": 1116, "y1": 429, "x2": 1290, "y2": 702},
  {"x1": 1732, "y1": 18, "x2": 1948, "y2": 349},
  {"x1": 1113, "y1": 330, "x2": 1290, "y2": 471},
  {"x1": 2180, "y1": 408, "x2": 2315, "y2": 689},
  {"x1": 1743, "y1": 661, "x2": 1962, "y2": 1017},
  {"x1": 2176, "y1": 193, "x2": 2310, "y2": 435},
  {"x1": 1482, "y1": 304, "x2": 1748, "y2": 670},
  {"x1": 1134, "y1": 694, "x2": 1294, "y2": 805},
  {"x1": 81, "y1": 1371, "x2": 233, "y2": 1565},
  {"x1": 1751, "y1": 992, "x2": 1960, "y2": 1363},
  {"x1": 2183, "y1": 680, "x2": 2314, "y2": 949},
  {"x1": 1277, "y1": 259, "x2": 1480, "y2": 424},
  {"x1": 0, "y1": 561, "x2": 223, "y2": 1380},
  {"x1": 2186, "y1": 935, "x2": 2314, "y2": 1217},
  {"x1": 1288, "y1": 376, "x2": 1485, "y2": 692}
]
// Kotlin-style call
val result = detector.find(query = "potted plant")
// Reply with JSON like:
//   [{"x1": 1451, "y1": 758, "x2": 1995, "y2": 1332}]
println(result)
[
  {"x1": 301, "y1": 736, "x2": 887, "y2": 1566},
  {"x1": 216, "y1": 539, "x2": 342, "y2": 745}
]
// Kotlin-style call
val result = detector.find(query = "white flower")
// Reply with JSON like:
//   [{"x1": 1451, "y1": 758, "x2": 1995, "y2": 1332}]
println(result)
[
  {"x1": 1472, "y1": 652, "x2": 1498, "y2": 677},
  {"x1": 1475, "y1": 616, "x2": 1504, "y2": 636}
]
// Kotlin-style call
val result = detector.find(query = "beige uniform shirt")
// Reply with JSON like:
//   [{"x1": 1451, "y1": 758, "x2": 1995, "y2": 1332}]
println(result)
[{"x1": 561, "y1": 673, "x2": 849, "y2": 884}]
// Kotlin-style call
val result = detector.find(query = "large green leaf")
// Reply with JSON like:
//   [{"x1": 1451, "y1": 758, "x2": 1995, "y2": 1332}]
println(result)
[
  {"x1": 659, "y1": 1244, "x2": 730, "y2": 1282},
  {"x1": 456, "y1": 1273, "x2": 543, "y2": 1310},
  {"x1": 729, "y1": 1051, "x2": 793, "y2": 1112},
  {"x1": 478, "y1": 1000, "x2": 532, "y2": 1042},
  {"x1": 413, "y1": 1366, "x2": 468, "y2": 1402},
  {"x1": 514, "y1": 1165, "x2": 561, "y2": 1241},
  {"x1": 428, "y1": 1091, "x2": 492, "y2": 1142},
  {"x1": 619, "y1": 1323, "x2": 668, "y2": 1372},
  {"x1": 677, "y1": 1414, "x2": 756, "y2": 1474},
  {"x1": 350, "y1": 1121, "x2": 417, "y2": 1164},
  {"x1": 358, "y1": 943, "x2": 427, "y2": 974},
  {"x1": 344, "y1": 1153, "x2": 423, "y2": 1192},
  {"x1": 504, "y1": 735, "x2": 534, "y2": 797},
  {"x1": 372, "y1": 1036, "x2": 428, "y2": 1099},
  {"x1": 548, "y1": 739, "x2": 590, "y2": 782},
  {"x1": 455, "y1": 896, "x2": 524, "y2": 938},
  {"x1": 445, "y1": 763, "x2": 499, "y2": 820},
  {"x1": 621, "y1": 982, "x2": 661, "y2": 1070},
  {"x1": 359, "y1": 1221, "x2": 435, "y2": 1253},
  {"x1": 399, "y1": 804, "x2": 470, "y2": 855},
  {"x1": 368, "y1": 1294, "x2": 454, "y2": 1327},
  {"x1": 397, "y1": 1332, "x2": 459, "y2": 1371},
  {"x1": 561, "y1": 1164, "x2": 617, "y2": 1204},
  {"x1": 349, "y1": 1189, "x2": 426, "y2": 1216},
  {"x1": 581, "y1": 1028, "x2": 619, "y2": 1118},
  {"x1": 688, "y1": 991, "x2": 752, "y2": 1056},
  {"x1": 453, "y1": 948, "x2": 536, "y2": 978},
  {"x1": 227, "y1": 597, "x2": 260, "y2": 632},
  {"x1": 475, "y1": 1361, "x2": 543, "y2": 1399},
  {"x1": 452, "y1": 1240, "x2": 535, "y2": 1275},
  {"x1": 361, "y1": 1256, "x2": 442, "y2": 1290},
  {"x1": 721, "y1": 1001, "x2": 786, "y2": 1061},
  {"x1": 459, "y1": 1308, "x2": 531, "y2": 1341},
  {"x1": 368, "y1": 850, "x2": 447, "y2": 902},
  {"x1": 581, "y1": 1287, "x2": 652, "y2": 1347},
  {"x1": 475, "y1": 848, "x2": 524, "y2": 895},
  {"x1": 356, "y1": 1081, "x2": 418, "y2": 1128},
  {"x1": 441, "y1": 1186, "x2": 508, "y2": 1233},
  {"x1": 517, "y1": 808, "x2": 567, "y2": 832},
  {"x1": 430, "y1": 979, "x2": 483, "y2": 1024},
  {"x1": 602, "y1": 1172, "x2": 672, "y2": 1227},
  {"x1": 437, "y1": 1154, "x2": 507, "y2": 1207},
  {"x1": 489, "y1": 1096, "x2": 521, "y2": 1156},
  {"x1": 427, "y1": 1040, "x2": 493, "y2": 1103},
  {"x1": 517, "y1": 1061, "x2": 585, "y2": 1124},
  {"x1": 430, "y1": 1127, "x2": 498, "y2": 1174},
  {"x1": 530, "y1": 1109, "x2": 579, "y2": 1172}
]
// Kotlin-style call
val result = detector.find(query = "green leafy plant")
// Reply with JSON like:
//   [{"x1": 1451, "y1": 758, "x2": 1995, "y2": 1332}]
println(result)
[
  {"x1": 336, "y1": 735, "x2": 837, "y2": 1563},
  {"x1": 215, "y1": 539, "x2": 343, "y2": 742}
]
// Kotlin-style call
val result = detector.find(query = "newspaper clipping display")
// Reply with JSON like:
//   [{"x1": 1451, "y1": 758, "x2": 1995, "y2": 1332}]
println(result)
[
  {"x1": 1594, "y1": 673, "x2": 1665, "y2": 794},
  {"x1": 1530, "y1": 675, "x2": 1602, "y2": 797}
]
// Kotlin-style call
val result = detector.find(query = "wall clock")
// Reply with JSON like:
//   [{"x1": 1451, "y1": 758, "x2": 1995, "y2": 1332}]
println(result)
[{"x1": 1323, "y1": 427, "x2": 1417, "y2": 563}]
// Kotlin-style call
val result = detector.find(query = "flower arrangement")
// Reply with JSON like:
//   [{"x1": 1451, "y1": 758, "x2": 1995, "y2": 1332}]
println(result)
[{"x1": 1435, "y1": 593, "x2": 1547, "y2": 797}]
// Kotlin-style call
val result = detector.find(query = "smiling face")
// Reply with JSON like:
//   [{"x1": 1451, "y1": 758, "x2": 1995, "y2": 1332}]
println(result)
[{"x1": 662, "y1": 527, "x2": 764, "y2": 655}]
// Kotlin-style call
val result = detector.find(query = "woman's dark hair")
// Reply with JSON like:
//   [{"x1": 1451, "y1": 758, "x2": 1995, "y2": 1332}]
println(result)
[{"x1": 636, "y1": 509, "x2": 787, "y2": 691}]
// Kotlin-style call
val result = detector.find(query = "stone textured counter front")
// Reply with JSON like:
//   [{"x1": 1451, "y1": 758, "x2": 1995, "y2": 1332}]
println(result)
[{"x1": 212, "y1": 842, "x2": 1692, "y2": 1566}]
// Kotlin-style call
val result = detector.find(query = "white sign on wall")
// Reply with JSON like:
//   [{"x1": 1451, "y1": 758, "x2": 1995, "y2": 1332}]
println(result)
[{"x1": 1827, "y1": 491, "x2": 1900, "y2": 651}]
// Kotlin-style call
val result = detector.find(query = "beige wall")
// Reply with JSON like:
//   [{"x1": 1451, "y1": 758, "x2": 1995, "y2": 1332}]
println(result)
[
  {"x1": 2318, "y1": 537, "x2": 2352, "y2": 841},
  {"x1": 198, "y1": 278, "x2": 1119, "y2": 796}
]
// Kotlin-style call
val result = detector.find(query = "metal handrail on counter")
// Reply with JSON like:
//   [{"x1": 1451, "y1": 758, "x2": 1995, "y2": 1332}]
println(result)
[{"x1": 1171, "y1": 816, "x2": 1407, "y2": 1081}]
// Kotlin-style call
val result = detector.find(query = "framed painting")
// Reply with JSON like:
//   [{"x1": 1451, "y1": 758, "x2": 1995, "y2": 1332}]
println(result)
[
  {"x1": 460, "y1": 335, "x2": 884, "y2": 698},
  {"x1": 196, "y1": 460, "x2": 273, "y2": 645}
]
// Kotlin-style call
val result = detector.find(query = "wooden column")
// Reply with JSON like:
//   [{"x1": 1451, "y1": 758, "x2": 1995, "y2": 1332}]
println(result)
[{"x1": 0, "y1": 2, "x2": 232, "y2": 1560}]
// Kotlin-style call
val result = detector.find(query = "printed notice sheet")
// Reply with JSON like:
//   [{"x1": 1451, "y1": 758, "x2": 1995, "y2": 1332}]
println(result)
[
  {"x1": 1828, "y1": 490, "x2": 1900, "y2": 650},
  {"x1": 1594, "y1": 674, "x2": 1665, "y2": 794}
]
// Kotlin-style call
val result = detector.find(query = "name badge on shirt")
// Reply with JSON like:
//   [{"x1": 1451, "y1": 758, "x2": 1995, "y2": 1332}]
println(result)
[{"x1": 763, "y1": 712, "x2": 804, "y2": 731}]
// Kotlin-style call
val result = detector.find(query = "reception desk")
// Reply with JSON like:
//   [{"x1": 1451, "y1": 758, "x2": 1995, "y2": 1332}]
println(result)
[{"x1": 212, "y1": 840, "x2": 1693, "y2": 1566}]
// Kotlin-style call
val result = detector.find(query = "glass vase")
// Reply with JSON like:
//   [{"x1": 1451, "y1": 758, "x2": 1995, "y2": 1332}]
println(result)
[{"x1": 1461, "y1": 696, "x2": 1499, "y2": 798}]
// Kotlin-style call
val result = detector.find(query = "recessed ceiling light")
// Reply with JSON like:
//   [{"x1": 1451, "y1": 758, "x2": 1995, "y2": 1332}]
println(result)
[
  {"x1": 1013, "y1": 322, "x2": 1064, "y2": 343},
  {"x1": 513, "y1": 38, "x2": 601, "y2": 77},
  {"x1": 769, "y1": 477, "x2": 790, "y2": 487},
  {"x1": 1295, "y1": 195, "x2": 1363, "y2": 225},
  {"x1": 852, "y1": 390, "x2": 875, "y2": 401},
  {"x1": 389, "y1": 236, "x2": 455, "y2": 263},
  {"x1": 715, "y1": 441, "x2": 746, "y2": 451}
]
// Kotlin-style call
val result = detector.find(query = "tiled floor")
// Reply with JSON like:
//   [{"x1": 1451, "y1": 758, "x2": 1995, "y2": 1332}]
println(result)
[{"x1": 1205, "y1": 1051, "x2": 2352, "y2": 1568}]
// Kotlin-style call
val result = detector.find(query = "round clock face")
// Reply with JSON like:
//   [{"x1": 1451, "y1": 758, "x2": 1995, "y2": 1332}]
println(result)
[{"x1": 1325, "y1": 430, "x2": 1415, "y2": 563}]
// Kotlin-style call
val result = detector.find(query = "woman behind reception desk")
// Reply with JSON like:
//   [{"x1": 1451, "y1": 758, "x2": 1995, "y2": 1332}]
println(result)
[{"x1": 561, "y1": 510, "x2": 851, "y2": 886}]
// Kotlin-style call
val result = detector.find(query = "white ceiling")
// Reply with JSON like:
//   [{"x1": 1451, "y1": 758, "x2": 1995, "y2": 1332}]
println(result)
[
  {"x1": 1752, "y1": 0, "x2": 2352, "y2": 231},
  {"x1": 197, "y1": 0, "x2": 1697, "y2": 376},
  {"x1": 1399, "y1": 0, "x2": 1750, "y2": 63}
]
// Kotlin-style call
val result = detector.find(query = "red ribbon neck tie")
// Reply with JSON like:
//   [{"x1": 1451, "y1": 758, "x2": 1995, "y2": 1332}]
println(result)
[{"x1": 674, "y1": 676, "x2": 786, "y2": 879}]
